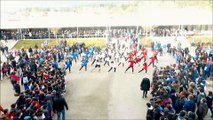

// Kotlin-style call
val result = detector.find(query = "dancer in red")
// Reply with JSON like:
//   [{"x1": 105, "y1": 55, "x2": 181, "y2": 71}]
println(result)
[
  {"x1": 141, "y1": 48, "x2": 147, "y2": 62},
  {"x1": 124, "y1": 59, "x2": 136, "y2": 73},
  {"x1": 153, "y1": 50, "x2": 159, "y2": 63},
  {"x1": 135, "y1": 56, "x2": 141, "y2": 67},
  {"x1": 133, "y1": 50, "x2": 137, "y2": 57},
  {"x1": 126, "y1": 52, "x2": 133, "y2": 61},
  {"x1": 138, "y1": 62, "x2": 148, "y2": 73},
  {"x1": 148, "y1": 56, "x2": 156, "y2": 67}
]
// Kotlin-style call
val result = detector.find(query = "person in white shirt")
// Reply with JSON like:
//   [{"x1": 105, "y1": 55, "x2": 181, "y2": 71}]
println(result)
[
  {"x1": 91, "y1": 60, "x2": 101, "y2": 72},
  {"x1": 108, "y1": 61, "x2": 116, "y2": 72},
  {"x1": 118, "y1": 56, "x2": 126, "y2": 67},
  {"x1": 91, "y1": 53, "x2": 100, "y2": 65},
  {"x1": 115, "y1": 52, "x2": 120, "y2": 63},
  {"x1": 23, "y1": 74, "x2": 29, "y2": 91},
  {"x1": 104, "y1": 55, "x2": 110, "y2": 66}
]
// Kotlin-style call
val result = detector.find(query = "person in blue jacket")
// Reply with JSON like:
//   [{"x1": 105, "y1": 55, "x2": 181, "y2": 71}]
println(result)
[
  {"x1": 73, "y1": 51, "x2": 79, "y2": 63},
  {"x1": 65, "y1": 59, "x2": 72, "y2": 73},
  {"x1": 79, "y1": 58, "x2": 88, "y2": 71},
  {"x1": 183, "y1": 95, "x2": 196, "y2": 112},
  {"x1": 203, "y1": 63, "x2": 210, "y2": 79},
  {"x1": 89, "y1": 47, "x2": 95, "y2": 60}
]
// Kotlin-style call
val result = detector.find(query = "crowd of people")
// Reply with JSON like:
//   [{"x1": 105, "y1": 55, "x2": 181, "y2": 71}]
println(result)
[
  {"x1": 1, "y1": 26, "x2": 203, "y2": 40},
  {"x1": 0, "y1": 28, "x2": 107, "y2": 40},
  {"x1": 0, "y1": 28, "x2": 212, "y2": 120},
  {"x1": 0, "y1": 41, "x2": 70, "y2": 120},
  {"x1": 143, "y1": 43, "x2": 213, "y2": 120}
]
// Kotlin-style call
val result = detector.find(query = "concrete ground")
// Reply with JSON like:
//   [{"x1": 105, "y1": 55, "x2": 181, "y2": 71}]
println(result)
[
  {"x1": 58, "y1": 50, "x2": 177, "y2": 119},
  {"x1": 0, "y1": 42, "x2": 212, "y2": 119}
]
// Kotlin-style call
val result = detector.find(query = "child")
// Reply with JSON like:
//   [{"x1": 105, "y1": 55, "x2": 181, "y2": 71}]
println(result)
[
  {"x1": 79, "y1": 58, "x2": 88, "y2": 71},
  {"x1": 91, "y1": 60, "x2": 101, "y2": 72},
  {"x1": 148, "y1": 56, "x2": 156, "y2": 67},
  {"x1": 125, "y1": 59, "x2": 136, "y2": 73},
  {"x1": 146, "y1": 103, "x2": 153, "y2": 120},
  {"x1": 138, "y1": 62, "x2": 148, "y2": 73},
  {"x1": 108, "y1": 61, "x2": 116, "y2": 72}
]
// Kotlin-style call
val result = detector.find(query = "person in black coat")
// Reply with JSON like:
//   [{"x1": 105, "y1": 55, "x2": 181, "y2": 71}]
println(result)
[
  {"x1": 140, "y1": 75, "x2": 151, "y2": 98},
  {"x1": 206, "y1": 91, "x2": 213, "y2": 117},
  {"x1": 53, "y1": 92, "x2": 69, "y2": 120}
]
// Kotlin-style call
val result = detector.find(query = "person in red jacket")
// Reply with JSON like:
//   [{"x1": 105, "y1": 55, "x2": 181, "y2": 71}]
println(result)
[
  {"x1": 148, "y1": 56, "x2": 156, "y2": 67},
  {"x1": 135, "y1": 56, "x2": 141, "y2": 67},
  {"x1": 0, "y1": 104, "x2": 3, "y2": 114},
  {"x1": 153, "y1": 50, "x2": 159, "y2": 63},
  {"x1": 126, "y1": 52, "x2": 133, "y2": 61},
  {"x1": 124, "y1": 59, "x2": 136, "y2": 73},
  {"x1": 141, "y1": 48, "x2": 147, "y2": 62},
  {"x1": 133, "y1": 50, "x2": 137, "y2": 57},
  {"x1": 11, "y1": 72, "x2": 19, "y2": 82},
  {"x1": 138, "y1": 62, "x2": 148, "y2": 73}
]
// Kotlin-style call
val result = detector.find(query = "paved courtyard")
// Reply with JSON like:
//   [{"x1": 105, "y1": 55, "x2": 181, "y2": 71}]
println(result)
[{"x1": 0, "y1": 42, "x2": 212, "y2": 119}]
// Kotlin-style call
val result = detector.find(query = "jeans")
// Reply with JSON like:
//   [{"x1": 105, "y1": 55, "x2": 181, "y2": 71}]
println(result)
[{"x1": 57, "y1": 109, "x2": 66, "y2": 120}]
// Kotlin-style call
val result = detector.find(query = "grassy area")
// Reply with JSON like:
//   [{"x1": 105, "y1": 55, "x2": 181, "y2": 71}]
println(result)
[
  {"x1": 141, "y1": 37, "x2": 152, "y2": 47},
  {"x1": 186, "y1": 36, "x2": 213, "y2": 46},
  {"x1": 14, "y1": 38, "x2": 106, "y2": 49},
  {"x1": 13, "y1": 36, "x2": 212, "y2": 49}
]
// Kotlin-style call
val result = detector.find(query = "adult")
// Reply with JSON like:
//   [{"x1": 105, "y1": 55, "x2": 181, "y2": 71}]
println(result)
[
  {"x1": 206, "y1": 91, "x2": 213, "y2": 117},
  {"x1": 183, "y1": 95, "x2": 196, "y2": 112},
  {"x1": 140, "y1": 75, "x2": 150, "y2": 98},
  {"x1": 53, "y1": 92, "x2": 69, "y2": 120},
  {"x1": 196, "y1": 98, "x2": 208, "y2": 120}
]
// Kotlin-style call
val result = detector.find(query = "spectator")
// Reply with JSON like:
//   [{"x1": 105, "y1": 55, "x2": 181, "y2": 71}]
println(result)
[
  {"x1": 153, "y1": 104, "x2": 161, "y2": 120},
  {"x1": 0, "y1": 105, "x2": 3, "y2": 116},
  {"x1": 0, "y1": 109, "x2": 11, "y2": 120},
  {"x1": 53, "y1": 92, "x2": 69, "y2": 120},
  {"x1": 177, "y1": 110, "x2": 186, "y2": 120},
  {"x1": 206, "y1": 91, "x2": 213, "y2": 117},
  {"x1": 146, "y1": 103, "x2": 153, "y2": 120},
  {"x1": 14, "y1": 81, "x2": 21, "y2": 96},
  {"x1": 196, "y1": 98, "x2": 208, "y2": 120},
  {"x1": 183, "y1": 95, "x2": 196, "y2": 112}
]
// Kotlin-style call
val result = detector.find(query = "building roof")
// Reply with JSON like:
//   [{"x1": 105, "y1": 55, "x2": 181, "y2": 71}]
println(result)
[{"x1": 1, "y1": 7, "x2": 212, "y2": 29}]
